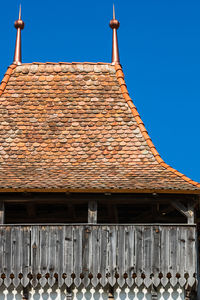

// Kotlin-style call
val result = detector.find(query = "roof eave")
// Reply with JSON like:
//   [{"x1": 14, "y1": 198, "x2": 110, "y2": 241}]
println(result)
[{"x1": 0, "y1": 188, "x2": 199, "y2": 194}]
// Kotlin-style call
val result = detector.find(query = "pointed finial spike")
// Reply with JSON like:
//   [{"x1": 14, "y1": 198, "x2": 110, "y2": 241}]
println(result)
[
  {"x1": 113, "y1": 4, "x2": 115, "y2": 20},
  {"x1": 19, "y1": 4, "x2": 21, "y2": 20},
  {"x1": 13, "y1": 5, "x2": 25, "y2": 65},
  {"x1": 109, "y1": 4, "x2": 120, "y2": 64}
]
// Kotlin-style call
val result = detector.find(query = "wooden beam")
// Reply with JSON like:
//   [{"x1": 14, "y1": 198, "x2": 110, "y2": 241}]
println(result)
[
  {"x1": 171, "y1": 200, "x2": 195, "y2": 224},
  {"x1": 0, "y1": 202, "x2": 4, "y2": 224},
  {"x1": 88, "y1": 200, "x2": 97, "y2": 224}
]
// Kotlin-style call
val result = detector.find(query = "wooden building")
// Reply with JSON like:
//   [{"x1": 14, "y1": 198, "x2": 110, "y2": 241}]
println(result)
[{"x1": 0, "y1": 7, "x2": 199, "y2": 300}]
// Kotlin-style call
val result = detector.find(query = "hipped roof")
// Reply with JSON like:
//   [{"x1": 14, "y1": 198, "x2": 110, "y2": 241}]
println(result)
[{"x1": 0, "y1": 62, "x2": 199, "y2": 193}]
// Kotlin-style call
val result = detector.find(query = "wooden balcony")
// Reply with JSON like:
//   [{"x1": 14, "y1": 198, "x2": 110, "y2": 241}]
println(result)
[{"x1": 0, "y1": 224, "x2": 197, "y2": 288}]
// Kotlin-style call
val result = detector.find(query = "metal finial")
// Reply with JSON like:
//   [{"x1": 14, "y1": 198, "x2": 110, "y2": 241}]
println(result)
[
  {"x1": 113, "y1": 4, "x2": 115, "y2": 20},
  {"x1": 13, "y1": 5, "x2": 25, "y2": 65},
  {"x1": 109, "y1": 5, "x2": 120, "y2": 64},
  {"x1": 19, "y1": 4, "x2": 21, "y2": 20}
]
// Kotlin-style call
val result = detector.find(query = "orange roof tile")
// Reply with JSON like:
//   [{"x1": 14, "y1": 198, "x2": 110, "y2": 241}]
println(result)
[{"x1": 0, "y1": 62, "x2": 199, "y2": 193}]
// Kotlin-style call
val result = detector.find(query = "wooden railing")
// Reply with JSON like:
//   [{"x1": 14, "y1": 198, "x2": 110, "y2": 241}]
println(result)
[{"x1": 0, "y1": 224, "x2": 197, "y2": 288}]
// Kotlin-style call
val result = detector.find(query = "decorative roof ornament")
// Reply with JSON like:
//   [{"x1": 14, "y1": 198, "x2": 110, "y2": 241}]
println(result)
[
  {"x1": 109, "y1": 4, "x2": 120, "y2": 65},
  {"x1": 13, "y1": 5, "x2": 25, "y2": 65}
]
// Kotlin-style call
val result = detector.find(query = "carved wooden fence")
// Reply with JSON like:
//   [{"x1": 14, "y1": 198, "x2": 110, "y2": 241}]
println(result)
[{"x1": 0, "y1": 225, "x2": 196, "y2": 288}]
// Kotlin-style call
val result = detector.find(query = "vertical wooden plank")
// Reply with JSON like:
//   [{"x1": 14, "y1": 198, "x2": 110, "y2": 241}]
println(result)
[
  {"x1": 152, "y1": 226, "x2": 161, "y2": 286},
  {"x1": 21, "y1": 226, "x2": 31, "y2": 287},
  {"x1": 64, "y1": 226, "x2": 73, "y2": 287},
  {"x1": 160, "y1": 226, "x2": 170, "y2": 286},
  {"x1": 40, "y1": 226, "x2": 48, "y2": 279},
  {"x1": 57, "y1": 225, "x2": 64, "y2": 287},
  {"x1": 135, "y1": 225, "x2": 143, "y2": 285},
  {"x1": 125, "y1": 225, "x2": 135, "y2": 286},
  {"x1": 143, "y1": 225, "x2": 152, "y2": 287},
  {"x1": 99, "y1": 225, "x2": 108, "y2": 286},
  {"x1": 186, "y1": 226, "x2": 196, "y2": 286},
  {"x1": 169, "y1": 226, "x2": 178, "y2": 286},
  {"x1": 82, "y1": 225, "x2": 90, "y2": 286},
  {"x1": 88, "y1": 200, "x2": 97, "y2": 224},
  {"x1": 48, "y1": 226, "x2": 57, "y2": 286},
  {"x1": 73, "y1": 225, "x2": 83, "y2": 286},
  {"x1": 11, "y1": 226, "x2": 21, "y2": 286},
  {"x1": 108, "y1": 225, "x2": 117, "y2": 286},
  {"x1": 31, "y1": 226, "x2": 40, "y2": 286},
  {"x1": 91, "y1": 225, "x2": 100, "y2": 286},
  {"x1": 0, "y1": 226, "x2": 5, "y2": 276},
  {"x1": 179, "y1": 226, "x2": 187, "y2": 286},
  {"x1": 4, "y1": 226, "x2": 12, "y2": 286},
  {"x1": 118, "y1": 226, "x2": 125, "y2": 287},
  {"x1": 0, "y1": 202, "x2": 4, "y2": 224}
]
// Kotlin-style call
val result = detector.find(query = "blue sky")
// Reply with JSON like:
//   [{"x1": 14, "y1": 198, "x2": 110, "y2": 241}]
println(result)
[{"x1": 0, "y1": 0, "x2": 200, "y2": 182}]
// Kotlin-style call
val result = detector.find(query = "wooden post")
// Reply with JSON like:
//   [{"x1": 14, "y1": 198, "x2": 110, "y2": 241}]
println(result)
[
  {"x1": 171, "y1": 200, "x2": 195, "y2": 224},
  {"x1": 187, "y1": 201, "x2": 195, "y2": 225},
  {"x1": 0, "y1": 202, "x2": 4, "y2": 224},
  {"x1": 88, "y1": 200, "x2": 97, "y2": 224}
]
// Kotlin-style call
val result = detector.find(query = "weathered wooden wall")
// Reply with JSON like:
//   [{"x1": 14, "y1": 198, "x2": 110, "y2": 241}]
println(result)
[{"x1": 0, "y1": 225, "x2": 196, "y2": 288}]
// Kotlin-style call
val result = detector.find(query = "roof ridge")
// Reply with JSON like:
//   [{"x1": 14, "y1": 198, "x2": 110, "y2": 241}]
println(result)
[
  {"x1": 0, "y1": 64, "x2": 17, "y2": 97},
  {"x1": 18, "y1": 62, "x2": 112, "y2": 65},
  {"x1": 115, "y1": 63, "x2": 200, "y2": 189}
]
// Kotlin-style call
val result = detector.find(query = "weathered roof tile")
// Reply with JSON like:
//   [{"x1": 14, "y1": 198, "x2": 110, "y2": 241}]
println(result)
[{"x1": 0, "y1": 62, "x2": 199, "y2": 192}]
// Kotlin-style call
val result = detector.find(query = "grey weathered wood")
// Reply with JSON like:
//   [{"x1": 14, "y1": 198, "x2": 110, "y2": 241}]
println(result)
[
  {"x1": 118, "y1": 226, "x2": 125, "y2": 286},
  {"x1": 169, "y1": 226, "x2": 178, "y2": 286},
  {"x1": 31, "y1": 226, "x2": 40, "y2": 286},
  {"x1": 99, "y1": 226, "x2": 108, "y2": 286},
  {"x1": 64, "y1": 226, "x2": 73, "y2": 287},
  {"x1": 21, "y1": 226, "x2": 30, "y2": 287},
  {"x1": 135, "y1": 226, "x2": 143, "y2": 286},
  {"x1": 91, "y1": 226, "x2": 99, "y2": 286},
  {"x1": 160, "y1": 226, "x2": 169, "y2": 286},
  {"x1": 11, "y1": 226, "x2": 21, "y2": 286},
  {"x1": 0, "y1": 202, "x2": 4, "y2": 224},
  {"x1": 48, "y1": 226, "x2": 56, "y2": 286},
  {"x1": 74, "y1": 226, "x2": 82, "y2": 286},
  {"x1": 88, "y1": 200, "x2": 97, "y2": 224},
  {"x1": 57, "y1": 226, "x2": 64, "y2": 287},
  {"x1": 4, "y1": 226, "x2": 12, "y2": 287},
  {"x1": 0, "y1": 224, "x2": 196, "y2": 289},
  {"x1": 125, "y1": 226, "x2": 134, "y2": 286},
  {"x1": 108, "y1": 225, "x2": 117, "y2": 286},
  {"x1": 143, "y1": 226, "x2": 152, "y2": 287},
  {"x1": 82, "y1": 225, "x2": 90, "y2": 286}
]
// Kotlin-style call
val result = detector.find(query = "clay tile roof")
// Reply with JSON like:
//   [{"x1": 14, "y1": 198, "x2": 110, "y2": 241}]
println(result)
[{"x1": 0, "y1": 62, "x2": 199, "y2": 193}]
